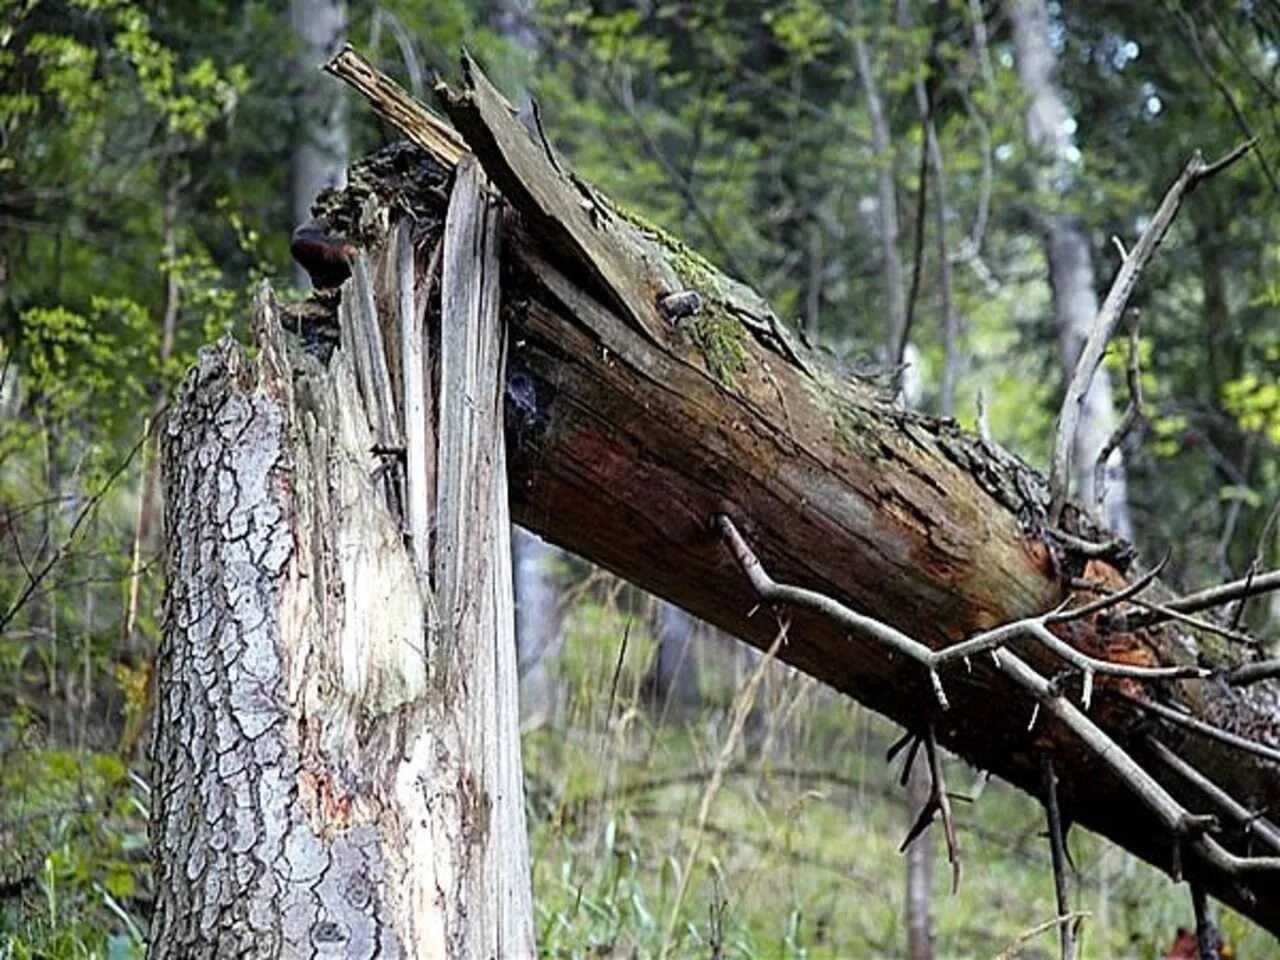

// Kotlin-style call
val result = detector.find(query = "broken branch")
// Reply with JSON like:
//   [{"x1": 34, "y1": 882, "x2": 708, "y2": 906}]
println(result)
[{"x1": 1048, "y1": 140, "x2": 1256, "y2": 524}]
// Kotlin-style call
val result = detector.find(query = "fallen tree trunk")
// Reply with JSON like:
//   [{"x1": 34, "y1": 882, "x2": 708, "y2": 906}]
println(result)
[{"x1": 297, "y1": 50, "x2": 1279, "y2": 933}]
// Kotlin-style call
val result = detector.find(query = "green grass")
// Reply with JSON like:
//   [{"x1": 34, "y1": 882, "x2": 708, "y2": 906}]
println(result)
[
  {"x1": 523, "y1": 595, "x2": 1279, "y2": 959},
  {"x1": 0, "y1": 592, "x2": 1275, "y2": 958}
]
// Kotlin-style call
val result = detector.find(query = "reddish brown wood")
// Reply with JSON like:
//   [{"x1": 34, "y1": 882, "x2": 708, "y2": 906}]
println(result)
[{"x1": 316, "y1": 52, "x2": 1280, "y2": 934}]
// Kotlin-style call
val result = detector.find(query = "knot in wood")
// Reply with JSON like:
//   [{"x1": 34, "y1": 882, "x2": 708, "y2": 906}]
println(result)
[{"x1": 658, "y1": 289, "x2": 705, "y2": 322}]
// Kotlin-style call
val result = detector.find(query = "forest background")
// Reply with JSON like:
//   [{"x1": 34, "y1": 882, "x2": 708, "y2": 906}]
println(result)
[{"x1": 0, "y1": 0, "x2": 1277, "y2": 956}]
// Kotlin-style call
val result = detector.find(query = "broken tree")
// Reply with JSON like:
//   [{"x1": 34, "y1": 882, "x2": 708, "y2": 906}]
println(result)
[
  {"x1": 154, "y1": 160, "x2": 531, "y2": 955},
  {"x1": 153, "y1": 45, "x2": 1280, "y2": 953}
]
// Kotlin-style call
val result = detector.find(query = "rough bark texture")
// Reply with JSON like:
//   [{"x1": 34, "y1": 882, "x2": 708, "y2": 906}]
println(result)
[
  {"x1": 317, "y1": 51, "x2": 1278, "y2": 933},
  {"x1": 154, "y1": 160, "x2": 533, "y2": 954}
]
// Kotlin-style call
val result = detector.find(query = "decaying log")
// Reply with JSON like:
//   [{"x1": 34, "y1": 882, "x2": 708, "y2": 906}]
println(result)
[{"x1": 306, "y1": 51, "x2": 1280, "y2": 932}]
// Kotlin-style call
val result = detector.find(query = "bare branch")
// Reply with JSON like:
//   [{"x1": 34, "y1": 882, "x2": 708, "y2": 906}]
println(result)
[
  {"x1": 716, "y1": 515, "x2": 1200, "y2": 717},
  {"x1": 1146, "y1": 736, "x2": 1280, "y2": 855},
  {"x1": 1094, "y1": 313, "x2": 1144, "y2": 519},
  {"x1": 1045, "y1": 526, "x2": 1132, "y2": 562},
  {"x1": 1113, "y1": 568, "x2": 1280, "y2": 632},
  {"x1": 1048, "y1": 140, "x2": 1256, "y2": 523},
  {"x1": 1225, "y1": 658, "x2": 1280, "y2": 687},
  {"x1": 1072, "y1": 576, "x2": 1262, "y2": 647},
  {"x1": 1041, "y1": 756, "x2": 1079, "y2": 960},
  {"x1": 716, "y1": 513, "x2": 1225, "y2": 846},
  {"x1": 1119, "y1": 690, "x2": 1280, "y2": 766},
  {"x1": 1191, "y1": 885, "x2": 1224, "y2": 960}
]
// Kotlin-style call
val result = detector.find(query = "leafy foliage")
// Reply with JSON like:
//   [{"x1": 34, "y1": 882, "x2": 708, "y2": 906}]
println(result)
[{"x1": 0, "y1": 0, "x2": 1276, "y2": 954}]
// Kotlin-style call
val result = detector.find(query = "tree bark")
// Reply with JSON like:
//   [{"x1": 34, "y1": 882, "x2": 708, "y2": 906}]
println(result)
[
  {"x1": 315, "y1": 50, "x2": 1280, "y2": 934},
  {"x1": 154, "y1": 159, "x2": 533, "y2": 955}
]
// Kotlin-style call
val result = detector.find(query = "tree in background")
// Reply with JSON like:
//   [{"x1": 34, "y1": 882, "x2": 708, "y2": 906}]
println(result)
[{"x1": 1, "y1": 0, "x2": 1276, "y2": 954}]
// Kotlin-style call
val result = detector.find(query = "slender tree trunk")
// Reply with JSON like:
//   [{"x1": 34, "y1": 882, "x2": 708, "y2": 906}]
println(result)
[
  {"x1": 1008, "y1": 0, "x2": 1132, "y2": 539},
  {"x1": 851, "y1": 9, "x2": 907, "y2": 362},
  {"x1": 643, "y1": 599, "x2": 701, "y2": 720},
  {"x1": 905, "y1": 759, "x2": 936, "y2": 960},
  {"x1": 291, "y1": 0, "x2": 349, "y2": 287},
  {"x1": 513, "y1": 526, "x2": 564, "y2": 729}
]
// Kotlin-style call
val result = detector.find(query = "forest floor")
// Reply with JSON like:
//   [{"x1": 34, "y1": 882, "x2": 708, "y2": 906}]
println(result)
[
  {"x1": 1, "y1": 585, "x2": 1277, "y2": 958},
  {"x1": 523, "y1": 592, "x2": 1279, "y2": 959}
]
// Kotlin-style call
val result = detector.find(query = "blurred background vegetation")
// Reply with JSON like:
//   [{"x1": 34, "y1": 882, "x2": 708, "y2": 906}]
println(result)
[{"x1": 0, "y1": 0, "x2": 1276, "y2": 956}]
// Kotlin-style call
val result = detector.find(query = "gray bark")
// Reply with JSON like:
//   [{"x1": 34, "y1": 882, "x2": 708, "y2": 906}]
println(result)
[
  {"x1": 152, "y1": 159, "x2": 533, "y2": 956},
  {"x1": 851, "y1": 12, "x2": 907, "y2": 362},
  {"x1": 905, "y1": 759, "x2": 936, "y2": 960},
  {"x1": 1008, "y1": 0, "x2": 1133, "y2": 538},
  {"x1": 291, "y1": 0, "x2": 349, "y2": 287}
]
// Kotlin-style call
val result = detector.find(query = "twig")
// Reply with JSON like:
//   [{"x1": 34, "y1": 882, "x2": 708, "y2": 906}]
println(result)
[
  {"x1": 1225, "y1": 658, "x2": 1280, "y2": 687},
  {"x1": 927, "y1": 725, "x2": 961, "y2": 892},
  {"x1": 992, "y1": 911, "x2": 1091, "y2": 960},
  {"x1": 0, "y1": 433, "x2": 148, "y2": 634},
  {"x1": 1191, "y1": 885, "x2": 1223, "y2": 960},
  {"x1": 1094, "y1": 313, "x2": 1144, "y2": 519},
  {"x1": 1118, "y1": 690, "x2": 1280, "y2": 765},
  {"x1": 716, "y1": 514, "x2": 1203, "y2": 715},
  {"x1": 1071, "y1": 576, "x2": 1261, "y2": 647},
  {"x1": 657, "y1": 620, "x2": 788, "y2": 959},
  {"x1": 1048, "y1": 139, "x2": 1256, "y2": 523},
  {"x1": 1173, "y1": 8, "x2": 1278, "y2": 193},
  {"x1": 1146, "y1": 736, "x2": 1280, "y2": 854},
  {"x1": 1041, "y1": 756, "x2": 1079, "y2": 960},
  {"x1": 604, "y1": 619, "x2": 631, "y2": 730},
  {"x1": 1046, "y1": 526, "x2": 1132, "y2": 562},
  {"x1": 1111, "y1": 568, "x2": 1280, "y2": 632}
]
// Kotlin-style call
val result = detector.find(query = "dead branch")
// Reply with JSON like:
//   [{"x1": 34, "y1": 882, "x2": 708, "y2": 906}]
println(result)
[
  {"x1": 1041, "y1": 756, "x2": 1079, "y2": 960},
  {"x1": 717, "y1": 514, "x2": 1202, "y2": 714},
  {"x1": 1072, "y1": 577, "x2": 1261, "y2": 648},
  {"x1": 1048, "y1": 140, "x2": 1256, "y2": 524},
  {"x1": 1094, "y1": 312, "x2": 1144, "y2": 519},
  {"x1": 1118, "y1": 691, "x2": 1280, "y2": 766},
  {"x1": 716, "y1": 513, "x2": 1280, "y2": 884},
  {"x1": 1112, "y1": 568, "x2": 1280, "y2": 632},
  {"x1": 1146, "y1": 736, "x2": 1280, "y2": 855},
  {"x1": 1225, "y1": 658, "x2": 1280, "y2": 687}
]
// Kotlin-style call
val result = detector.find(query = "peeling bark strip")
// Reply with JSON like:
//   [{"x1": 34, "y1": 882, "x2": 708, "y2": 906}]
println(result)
[
  {"x1": 155, "y1": 166, "x2": 532, "y2": 953},
  {"x1": 315, "y1": 50, "x2": 1280, "y2": 933}
]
